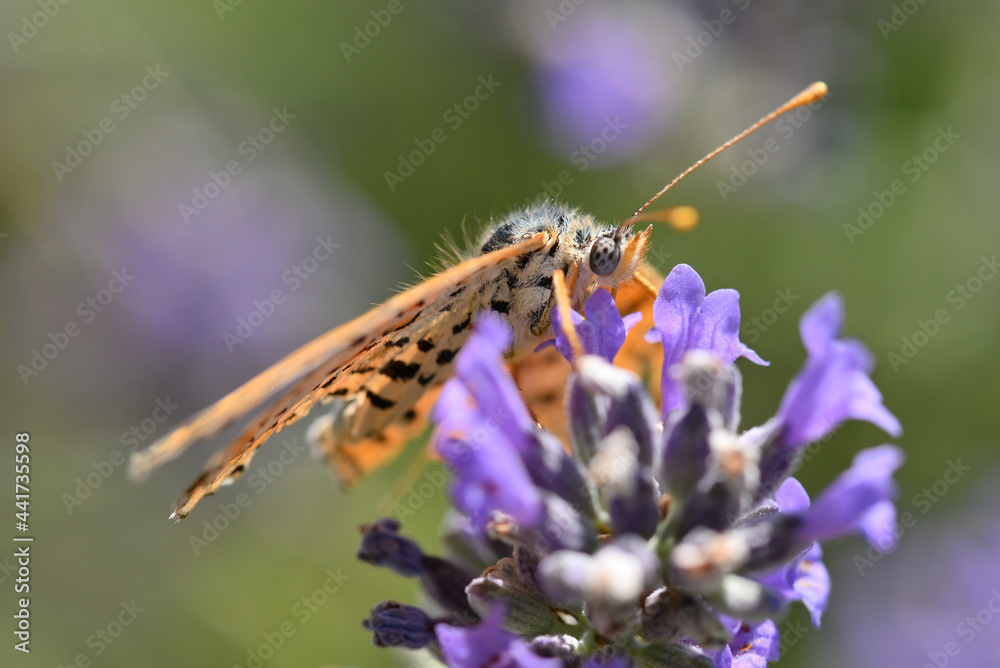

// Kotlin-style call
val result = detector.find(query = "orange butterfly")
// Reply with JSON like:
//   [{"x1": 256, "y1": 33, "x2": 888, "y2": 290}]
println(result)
[{"x1": 129, "y1": 83, "x2": 827, "y2": 521}]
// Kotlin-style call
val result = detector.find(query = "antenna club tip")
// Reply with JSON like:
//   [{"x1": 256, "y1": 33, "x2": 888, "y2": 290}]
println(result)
[
  {"x1": 668, "y1": 206, "x2": 699, "y2": 232},
  {"x1": 804, "y1": 81, "x2": 828, "y2": 103}
]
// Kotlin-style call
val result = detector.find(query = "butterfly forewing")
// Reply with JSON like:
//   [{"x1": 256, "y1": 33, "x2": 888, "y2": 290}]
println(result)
[{"x1": 130, "y1": 233, "x2": 548, "y2": 519}]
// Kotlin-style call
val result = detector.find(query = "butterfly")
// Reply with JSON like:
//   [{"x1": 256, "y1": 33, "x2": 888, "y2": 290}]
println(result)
[{"x1": 129, "y1": 82, "x2": 827, "y2": 521}]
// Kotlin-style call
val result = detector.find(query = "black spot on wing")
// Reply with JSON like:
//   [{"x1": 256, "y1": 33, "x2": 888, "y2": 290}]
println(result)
[
  {"x1": 402, "y1": 409, "x2": 418, "y2": 422},
  {"x1": 391, "y1": 312, "x2": 421, "y2": 333},
  {"x1": 450, "y1": 287, "x2": 465, "y2": 298},
  {"x1": 490, "y1": 300, "x2": 510, "y2": 314},
  {"x1": 417, "y1": 337, "x2": 435, "y2": 352},
  {"x1": 365, "y1": 390, "x2": 396, "y2": 410},
  {"x1": 418, "y1": 373, "x2": 437, "y2": 386},
  {"x1": 380, "y1": 360, "x2": 421, "y2": 381},
  {"x1": 385, "y1": 337, "x2": 410, "y2": 348},
  {"x1": 452, "y1": 313, "x2": 472, "y2": 335},
  {"x1": 330, "y1": 387, "x2": 350, "y2": 396},
  {"x1": 503, "y1": 268, "x2": 518, "y2": 291},
  {"x1": 436, "y1": 349, "x2": 456, "y2": 365}
]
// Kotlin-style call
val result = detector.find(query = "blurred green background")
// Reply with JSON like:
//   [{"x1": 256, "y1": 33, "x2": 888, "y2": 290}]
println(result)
[{"x1": 1, "y1": 1, "x2": 998, "y2": 667}]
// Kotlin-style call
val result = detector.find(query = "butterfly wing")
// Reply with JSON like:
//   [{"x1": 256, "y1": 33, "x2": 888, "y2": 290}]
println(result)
[{"x1": 129, "y1": 233, "x2": 548, "y2": 519}]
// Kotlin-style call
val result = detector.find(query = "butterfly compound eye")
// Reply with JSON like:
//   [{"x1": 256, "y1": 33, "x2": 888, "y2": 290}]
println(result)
[{"x1": 589, "y1": 236, "x2": 621, "y2": 276}]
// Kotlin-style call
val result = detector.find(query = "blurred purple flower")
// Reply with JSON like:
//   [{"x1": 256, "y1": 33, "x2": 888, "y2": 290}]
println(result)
[
  {"x1": 363, "y1": 601, "x2": 437, "y2": 650},
  {"x1": 831, "y1": 480, "x2": 1000, "y2": 668},
  {"x1": 433, "y1": 315, "x2": 545, "y2": 532},
  {"x1": 436, "y1": 606, "x2": 561, "y2": 668},
  {"x1": 532, "y1": 11, "x2": 673, "y2": 164}
]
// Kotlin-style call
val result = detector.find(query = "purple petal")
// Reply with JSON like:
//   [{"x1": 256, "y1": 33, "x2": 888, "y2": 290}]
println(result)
[
  {"x1": 453, "y1": 314, "x2": 537, "y2": 440},
  {"x1": 778, "y1": 337, "x2": 901, "y2": 449},
  {"x1": 584, "y1": 289, "x2": 632, "y2": 361},
  {"x1": 692, "y1": 290, "x2": 765, "y2": 366},
  {"x1": 432, "y1": 315, "x2": 546, "y2": 532},
  {"x1": 650, "y1": 265, "x2": 766, "y2": 414},
  {"x1": 712, "y1": 620, "x2": 780, "y2": 668},
  {"x1": 792, "y1": 544, "x2": 830, "y2": 627},
  {"x1": 799, "y1": 445, "x2": 904, "y2": 546},
  {"x1": 651, "y1": 264, "x2": 705, "y2": 362},
  {"x1": 858, "y1": 500, "x2": 898, "y2": 550},
  {"x1": 548, "y1": 289, "x2": 638, "y2": 363},
  {"x1": 799, "y1": 292, "x2": 843, "y2": 359},
  {"x1": 775, "y1": 478, "x2": 810, "y2": 514},
  {"x1": 758, "y1": 542, "x2": 830, "y2": 629},
  {"x1": 435, "y1": 428, "x2": 544, "y2": 533}
]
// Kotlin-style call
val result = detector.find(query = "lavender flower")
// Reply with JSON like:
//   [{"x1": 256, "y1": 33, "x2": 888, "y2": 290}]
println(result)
[
  {"x1": 437, "y1": 606, "x2": 562, "y2": 668},
  {"x1": 358, "y1": 266, "x2": 903, "y2": 667},
  {"x1": 646, "y1": 264, "x2": 766, "y2": 414}
]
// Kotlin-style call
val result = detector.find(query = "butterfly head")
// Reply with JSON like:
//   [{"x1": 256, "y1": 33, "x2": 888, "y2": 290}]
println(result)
[
  {"x1": 588, "y1": 222, "x2": 653, "y2": 287},
  {"x1": 477, "y1": 202, "x2": 652, "y2": 289}
]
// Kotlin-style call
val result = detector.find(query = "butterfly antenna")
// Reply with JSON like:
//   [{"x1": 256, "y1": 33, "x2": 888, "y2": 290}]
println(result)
[{"x1": 616, "y1": 81, "x2": 828, "y2": 235}]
